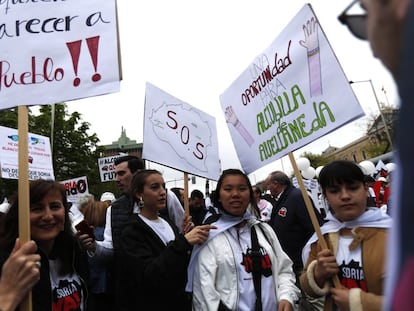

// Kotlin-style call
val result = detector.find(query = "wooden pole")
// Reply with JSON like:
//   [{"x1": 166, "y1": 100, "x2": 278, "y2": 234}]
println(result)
[
  {"x1": 115, "y1": 0, "x2": 123, "y2": 81},
  {"x1": 183, "y1": 172, "x2": 189, "y2": 216},
  {"x1": 288, "y1": 152, "x2": 340, "y2": 288},
  {"x1": 18, "y1": 105, "x2": 32, "y2": 311}
]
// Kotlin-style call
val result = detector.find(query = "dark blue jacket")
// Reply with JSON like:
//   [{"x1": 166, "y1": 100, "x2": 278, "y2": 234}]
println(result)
[{"x1": 269, "y1": 185, "x2": 323, "y2": 276}]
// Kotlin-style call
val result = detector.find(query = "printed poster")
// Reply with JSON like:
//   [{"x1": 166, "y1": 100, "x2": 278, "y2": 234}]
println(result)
[{"x1": 0, "y1": 125, "x2": 54, "y2": 180}]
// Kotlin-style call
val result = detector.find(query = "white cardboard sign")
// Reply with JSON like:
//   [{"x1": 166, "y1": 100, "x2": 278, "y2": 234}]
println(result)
[
  {"x1": 220, "y1": 4, "x2": 364, "y2": 174},
  {"x1": 0, "y1": 0, "x2": 120, "y2": 110},
  {"x1": 143, "y1": 82, "x2": 221, "y2": 180},
  {"x1": 0, "y1": 125, "x2": 54, "y2": 180}
]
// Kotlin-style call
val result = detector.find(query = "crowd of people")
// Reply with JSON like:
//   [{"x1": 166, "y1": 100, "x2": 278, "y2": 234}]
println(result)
[
  {"x1": 1, "y1": 0, "x2": 412, "y2": 309},
  {"x1": 0, "y1": 155, "x2": 396, "y2": 311}
]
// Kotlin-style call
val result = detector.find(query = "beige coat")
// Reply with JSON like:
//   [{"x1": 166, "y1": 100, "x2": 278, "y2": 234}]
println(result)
[{"x1": 300, "y1": 227, "x2": 388, "y2": 311}]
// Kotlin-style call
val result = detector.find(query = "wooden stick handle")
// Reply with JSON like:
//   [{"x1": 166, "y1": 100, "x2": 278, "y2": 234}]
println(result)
[
  {"x1": 183, "y1": 172, "x2": 189, "y2": 216},
  {"x1": 288, "y1": 152, "x2": 340, "y2": 288},
  {"x1": 18, "y1": 105, "x2": 33, "y2": 311}
]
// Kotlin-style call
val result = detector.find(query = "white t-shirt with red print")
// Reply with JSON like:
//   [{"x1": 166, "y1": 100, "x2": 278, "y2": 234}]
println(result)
[{"x1": 49, "y1": 259, "x2": 85, "y2": 311}]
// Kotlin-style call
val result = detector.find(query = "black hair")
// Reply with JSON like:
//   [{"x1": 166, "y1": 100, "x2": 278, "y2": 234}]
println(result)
[
  {"x1": 114, "y1": 155, "x2": 145, "y2": 174},
  {"x1": 190, "y1": 189, "x2": 204, "y2": 199},
  {"x1": 364, "y1": 175, "x2": 376, "y2": 183},
  {"x1": 212, "y1": 168, "x2": 258, "y2": 216},
  {"x1": 319, "y1": 160, "x2": 365, "y2": 193}
]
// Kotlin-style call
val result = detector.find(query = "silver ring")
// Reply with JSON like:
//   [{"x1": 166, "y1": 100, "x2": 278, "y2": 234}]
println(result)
[{"x1": 34, "y1": 261, "x2": 41, "y2": 269}]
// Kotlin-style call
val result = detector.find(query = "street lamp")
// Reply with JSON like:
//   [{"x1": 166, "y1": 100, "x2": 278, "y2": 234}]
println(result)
[{"x1": 349, "y1": 79, "x2": 394, "y2": 150}]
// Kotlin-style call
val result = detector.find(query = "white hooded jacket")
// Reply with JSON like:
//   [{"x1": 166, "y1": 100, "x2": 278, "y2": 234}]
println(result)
[{"x1": 191, "y1": 219, "x2": 299, "y2": 310}]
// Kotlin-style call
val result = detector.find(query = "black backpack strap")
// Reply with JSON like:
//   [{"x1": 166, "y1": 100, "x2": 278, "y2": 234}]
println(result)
[
  {"x1": 250, "y1": 226, "x2": 262, "y2": 311},
  {"x1": 203, "y1": 207, "x2": 221, "y2": 225}
]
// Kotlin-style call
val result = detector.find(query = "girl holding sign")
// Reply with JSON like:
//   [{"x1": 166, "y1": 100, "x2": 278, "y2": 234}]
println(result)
[{"x1": 300, "y1": 160, "x2": 392, "y2": 310}]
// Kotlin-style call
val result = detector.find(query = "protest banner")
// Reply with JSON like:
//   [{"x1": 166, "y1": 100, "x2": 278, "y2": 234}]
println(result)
[
  {"x1": 0, "y1": 1, "x2": 120, "y2": 309},
  {"x1": 98, "y1": 154, "x2": 122, "y2": 182},
  {"x1": 220, "y1": 4, "x2": 364, "y2": 174},
  {"x1": 143, "y1": 82, "x2": 221, "y2": 213},
  {"x1": 221, "y1": 4, "x2": 361, "y2": 288},
  {"x1": 0, "y1": 0, "x2": 120, "y2": 109},
  {"x1": 143, "y1": 82, "x2": 221, "y2": 181},
  {"x1": 0, "y1": 125, "x2": 54, "y2": 180},
  {"x1": 59, "y1": 176, "x2": 89, "y2": 204}
]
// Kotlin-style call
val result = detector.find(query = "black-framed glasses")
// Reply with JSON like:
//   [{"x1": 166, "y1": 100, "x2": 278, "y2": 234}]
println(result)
[{"x1": 338, "y1": 0, "x2": 367, "y2": 40}]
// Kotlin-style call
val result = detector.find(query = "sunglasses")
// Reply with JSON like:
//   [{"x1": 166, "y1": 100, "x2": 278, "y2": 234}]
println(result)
[{"x1": 338, "y1": 0, "x2": 368, "y2": 40}]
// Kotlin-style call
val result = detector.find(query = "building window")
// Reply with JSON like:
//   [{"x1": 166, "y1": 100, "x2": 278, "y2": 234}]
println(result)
[{"x1": 362, "y1": 150, "x2": 367, "y2": 160}]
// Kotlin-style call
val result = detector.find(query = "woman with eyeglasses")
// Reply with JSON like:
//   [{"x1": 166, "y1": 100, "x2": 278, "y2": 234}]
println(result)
[{"x1": 339, "y1": 0, "x2": 413, "y2": 309}]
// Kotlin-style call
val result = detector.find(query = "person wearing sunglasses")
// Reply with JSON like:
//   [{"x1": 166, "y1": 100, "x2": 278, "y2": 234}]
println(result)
[
  {"x1": 339, "y1": 0, "x2": 413, "y2": 310},
  {"x1": 338, "y1": 0, "x2": 410, "y2": 77}
]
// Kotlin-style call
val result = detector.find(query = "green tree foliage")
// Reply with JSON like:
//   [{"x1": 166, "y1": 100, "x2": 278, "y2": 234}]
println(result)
[
  {"x1": 364, "y1": 141, "x2": 389, "y2": 159},
  {"x1": 0, "y1": 104, "x2": 110, "y2": 199}
]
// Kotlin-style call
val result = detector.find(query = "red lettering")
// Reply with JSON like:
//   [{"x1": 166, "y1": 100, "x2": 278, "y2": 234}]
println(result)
[
  {"x1": 166, "y1": 110, "x2": 178, "y2": 129},
  {"x1": 241, "y1": 40, "x2": 292, "y2": 105},
  {"x1": 0, "y1": 56, "x2": 64, "y2": 92}
]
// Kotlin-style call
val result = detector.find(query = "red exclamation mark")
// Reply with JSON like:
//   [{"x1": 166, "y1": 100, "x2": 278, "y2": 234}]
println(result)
[
  {"x1": 66, "y1": 40, "x2": 82, "y2": 87},
  {"x1": 86, "y1": 36, "x2": 101, "y2": 82}
]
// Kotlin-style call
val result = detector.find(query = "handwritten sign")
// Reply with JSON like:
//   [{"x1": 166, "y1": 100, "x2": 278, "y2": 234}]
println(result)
[
  {"x1": 143, "y1": 82, "x2": 221, "y2": 180},
  {"x1": 220, "y1": 4, "x2": 364, "y2": 174},
  {"x1": 98, "y1": 154, "x2": 122, "y2": 182},
  {"x1": 0, "y1": 0, "x2": 120, "y2": 110},
  {"x1": 0, "y1": 125, "x2": 54, "y2": 179}
]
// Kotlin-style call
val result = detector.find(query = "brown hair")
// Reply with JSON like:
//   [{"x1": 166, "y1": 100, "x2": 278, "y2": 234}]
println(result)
[
  {"x1": 83, "y1": 200, "x2": 109, "y2": 227},
  {"x1": 0, "y1": 179, "x2": 76, "y2": 274}
]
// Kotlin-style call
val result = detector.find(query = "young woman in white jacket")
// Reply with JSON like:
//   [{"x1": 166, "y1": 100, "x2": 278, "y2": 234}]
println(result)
[{"x1": 187, "y1": 169, "x2": 299, "y2": 311}]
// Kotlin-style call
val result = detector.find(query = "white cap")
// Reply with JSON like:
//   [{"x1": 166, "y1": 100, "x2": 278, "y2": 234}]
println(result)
[
  {"x1": 100, "y1": 192, "x2": 115, "y2": 203},
  {"x1": 378, "y1": 177, "x2": 387, "y2": 182},
  {"x1": 0, "y1": 201, "x2": 10, "y2": 213}
]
